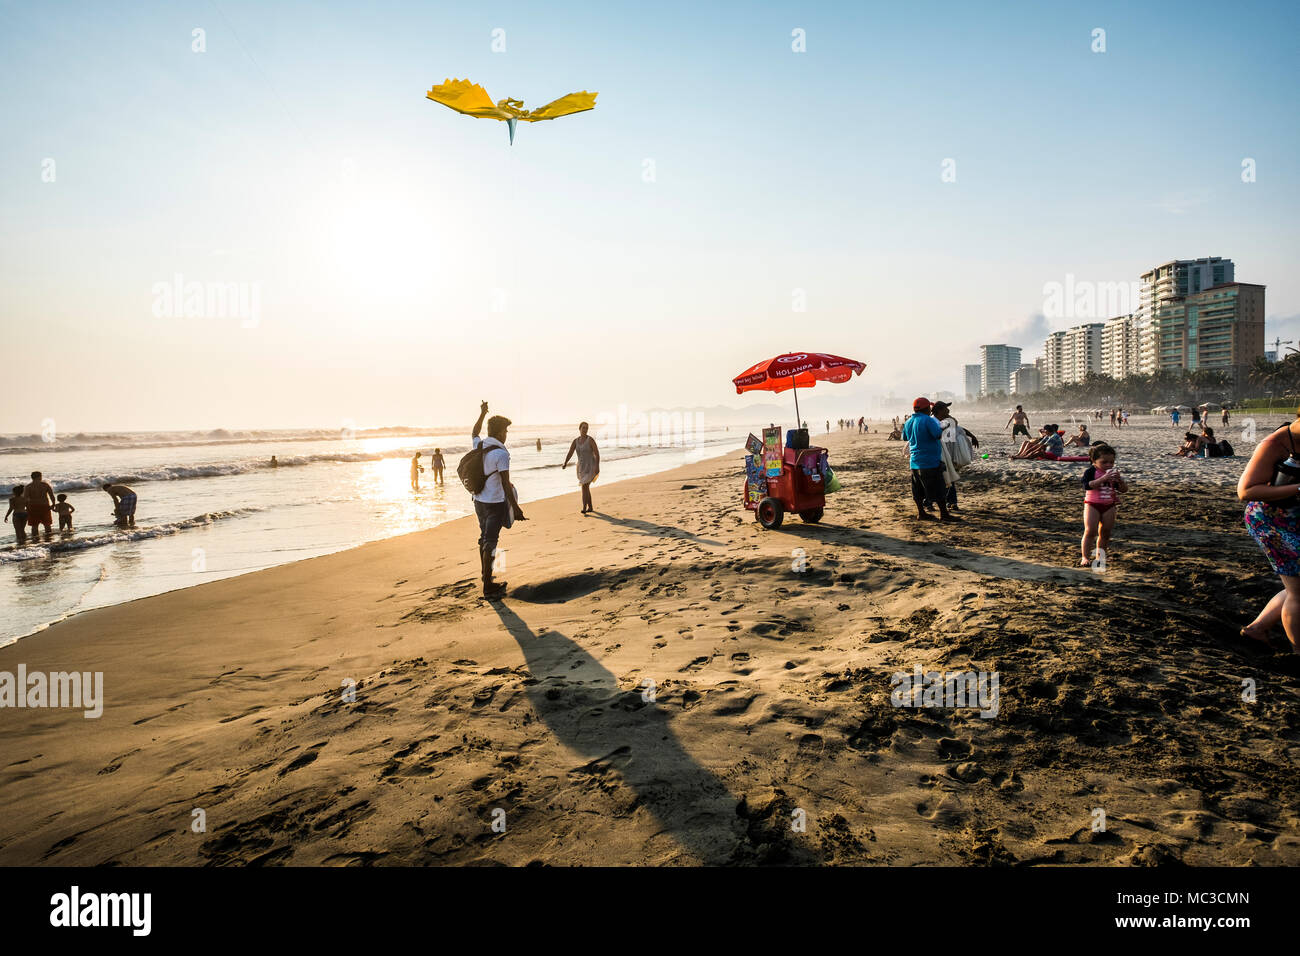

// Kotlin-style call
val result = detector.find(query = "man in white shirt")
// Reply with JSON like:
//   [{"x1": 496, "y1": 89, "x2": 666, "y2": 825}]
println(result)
[{"x1": 472, "y1": 401, "x2": 526, "y2": 598}]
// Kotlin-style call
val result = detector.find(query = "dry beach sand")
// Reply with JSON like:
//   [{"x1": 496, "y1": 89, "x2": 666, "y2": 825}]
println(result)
[{"x1": 2, "y1": 415, "x2": 1299, "y2": 866}]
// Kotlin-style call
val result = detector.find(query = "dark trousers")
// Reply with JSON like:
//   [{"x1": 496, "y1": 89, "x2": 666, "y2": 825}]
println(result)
[
  {"x1": 911, "y1": 466, "x2": 947, "y2": 510},
  {"x1": 474, "y1": 499, "x2": 508, "y2": 578}
]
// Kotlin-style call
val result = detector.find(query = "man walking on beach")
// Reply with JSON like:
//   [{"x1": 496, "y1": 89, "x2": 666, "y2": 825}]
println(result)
[
  {"x1": 471, "y1": 401, "x2": 526, "y2": 598},
  {"x1": 903, "y1": 398, "x2": 955, "y2": 523},
  {"x1": 1006, "y1": 406, "x2": 1031, "y2": 441}
]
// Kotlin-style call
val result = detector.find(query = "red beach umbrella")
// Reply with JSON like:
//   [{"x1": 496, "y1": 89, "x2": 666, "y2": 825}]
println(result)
[{"x1": 733, "y1": 351, "x2": 866, "y2": 426}]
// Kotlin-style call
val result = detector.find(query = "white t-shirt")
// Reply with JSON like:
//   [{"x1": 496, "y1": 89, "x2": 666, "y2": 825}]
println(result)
[{"x1": 472, "y1": 436, "x2": 510, "y2": 503}]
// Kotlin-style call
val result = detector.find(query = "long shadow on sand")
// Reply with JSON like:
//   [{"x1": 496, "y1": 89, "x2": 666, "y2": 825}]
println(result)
[
  {"x1": 589, "y1": 512, "x2": 724, "y2": 547},
  {"x1": 771, "y1": 522, "x2": 1096, "y2": 585},
  {"x1": 489, "y1": 601, "x2": 806, "y2": 863}
]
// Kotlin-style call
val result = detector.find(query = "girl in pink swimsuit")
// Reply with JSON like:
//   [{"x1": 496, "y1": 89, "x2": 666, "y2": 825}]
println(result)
[{"x1": 1080, "y1": 443, "x2": 1128, "y2": 566}]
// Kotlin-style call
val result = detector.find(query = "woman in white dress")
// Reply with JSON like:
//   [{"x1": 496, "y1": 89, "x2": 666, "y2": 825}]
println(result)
[{"x1": 562, "y1": 422, "x2": 601, "y2": 514}]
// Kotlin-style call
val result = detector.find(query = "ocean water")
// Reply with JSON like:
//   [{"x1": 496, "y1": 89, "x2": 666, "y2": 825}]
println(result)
[{"x1": 0, "y1": 423, "x2": 746, "y2": 644}]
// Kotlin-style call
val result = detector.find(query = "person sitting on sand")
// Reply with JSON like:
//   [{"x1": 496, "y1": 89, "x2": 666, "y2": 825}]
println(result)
[
  {"x1": 562, "y1": 422, "x2": 600, "y2": 515},
  {"x1": 1174, "y1": 431, "x2": 1200, "y2": 457},
  {"x1": 1238, "y1": 409, "x2": 1300, "y2": 654},
  {"x1": 1012, "y1": 425, "x2": 1064, "y2": 460},
  {"x1": 24, "y1": 471, "x2": 56, "y2": 540},
  {"x1": 1080, "y1": 443, "x2": 1127, "y2": 566},
  {"x1": 103, "y1": 482, "x2": 137, "y2": 528},
  {"x1": 1012, "y1": 426, "x2": 1049, "y2": 459},
  {"x1": 902, "y1": 397, "x2": 956, "y2": 523},
  {"x1": 54, "y1": 494, "x2": 75, "y2": 531},
  {"x1": 1065, "y1": 423, "x2": 1091, "y2": 448},
  {"x1": 5, "y1": 484, "x2": 27, "y2": 545},
  {"x1": 431, "y1": 448, "x2": 445, "y2": 485}
]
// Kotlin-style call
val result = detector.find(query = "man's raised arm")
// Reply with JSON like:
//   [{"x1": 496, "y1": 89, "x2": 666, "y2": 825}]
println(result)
[{"x1": 472, "y1": 400, "x2": 488, "y2": 439}]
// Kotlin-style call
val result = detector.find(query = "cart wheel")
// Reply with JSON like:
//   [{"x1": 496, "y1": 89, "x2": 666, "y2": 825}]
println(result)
[
  {"x1": 756, "y1": 497, "x2": 785, "y2": 529},
  {"x1": 799, "y1": 507, "x2": 824, "y2": 523}
]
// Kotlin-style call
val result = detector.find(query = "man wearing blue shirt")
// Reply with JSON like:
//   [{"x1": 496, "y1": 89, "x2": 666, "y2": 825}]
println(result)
[{"x1": 902, "y1": 397, "x2": 956, "y2": 522}]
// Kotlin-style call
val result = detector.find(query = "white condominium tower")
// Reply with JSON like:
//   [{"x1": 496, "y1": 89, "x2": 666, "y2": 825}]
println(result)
[
  {"x1": 979, "y1": 345, "x2": 1022, "y2": 397},
  {"x1": 1101, "y1": 314, "x2": 1143, "y2": 380}
]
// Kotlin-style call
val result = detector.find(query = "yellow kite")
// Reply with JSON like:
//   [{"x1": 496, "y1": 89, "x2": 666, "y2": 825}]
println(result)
[{"x1": 425, "y1": 78, "x2": 597, "y2": 144}]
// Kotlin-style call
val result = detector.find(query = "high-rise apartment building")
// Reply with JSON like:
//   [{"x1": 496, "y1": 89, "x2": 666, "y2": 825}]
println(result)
[
  {"x1": 1038, "y1": 323, "x2": 1103, "y2": 387},
  {"x1": 1150, "y1": 282, "x2": 1265, "y2": 379},
  {"x1": 1140, "y1": 258, "x2": 1234, "y2": 316},
  {"x1": 1138, "y1": 258, "x2": 1234, "y2": 373},
  {"x1": 1041, "y1": 331, "x2": 1066, "y2": 389},
  {"x1": 1101, "y1": 314, "x2": 1143, "y2": 380},
  {"x1": 1010, "y1": 364, "x2": 1040, "y2": 395},
  {"x1": 980, "y1": 345, "x2": 1021, "y2": 397},
  {"x1": 964, "y1": 364, "x2": 983, "y2": 401},
  {"x1": 1064, "y1": 323, "x2": 1103, "y2": 383}
]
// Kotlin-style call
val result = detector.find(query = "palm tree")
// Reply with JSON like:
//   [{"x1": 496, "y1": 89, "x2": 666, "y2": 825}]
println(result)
[{"x1": 1249, "y1": 357, "x2": 1281, "y2": 401}]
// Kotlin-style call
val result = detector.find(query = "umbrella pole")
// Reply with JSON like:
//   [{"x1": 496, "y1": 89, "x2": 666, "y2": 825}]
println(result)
[{"x1": 792, "y1": 381, "x2": 801, "y2": 431}]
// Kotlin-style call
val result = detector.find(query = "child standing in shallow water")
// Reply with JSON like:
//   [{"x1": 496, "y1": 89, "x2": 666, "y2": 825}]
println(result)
[
  {"x1": 55, "y1": 494, "x2": 75, "y2": 531},
  {"x1": 1080, "y1": 443, "x2": 1128, "y2": 566}
]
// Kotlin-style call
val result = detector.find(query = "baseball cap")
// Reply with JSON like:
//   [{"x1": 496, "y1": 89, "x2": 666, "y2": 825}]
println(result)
[{"x1": 912, "y1": 397, "x2": 932, "y2": 411}]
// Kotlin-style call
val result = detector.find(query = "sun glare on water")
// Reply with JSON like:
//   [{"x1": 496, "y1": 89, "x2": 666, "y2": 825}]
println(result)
[{"x1": 354, "y1": 455, "x2": 464, "y2": 538}]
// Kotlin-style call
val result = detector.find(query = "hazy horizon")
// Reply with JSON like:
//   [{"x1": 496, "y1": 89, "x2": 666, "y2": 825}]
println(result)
[{"x1": 4, "y1": 0, "x2": 1298, "y2": 433}]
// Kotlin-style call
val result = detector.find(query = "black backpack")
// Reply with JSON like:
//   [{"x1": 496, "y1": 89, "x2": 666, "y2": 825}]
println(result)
[
  {"x1": 457, "y1": 442, "x2": 506, "y2": 495},
  {"x1": 1218, "y1": 439, "x2": 1234, "y2": 457}
]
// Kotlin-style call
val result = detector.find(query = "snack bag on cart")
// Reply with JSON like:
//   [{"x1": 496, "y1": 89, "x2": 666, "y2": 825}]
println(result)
[{"x1": 745, "y1": 453, "x2": 768, "y2": 504}]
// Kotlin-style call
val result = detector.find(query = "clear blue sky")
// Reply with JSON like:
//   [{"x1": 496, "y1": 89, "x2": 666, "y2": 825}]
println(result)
[{"x1": 2, "y1": 0, "x2": 1297, "y2": 430}]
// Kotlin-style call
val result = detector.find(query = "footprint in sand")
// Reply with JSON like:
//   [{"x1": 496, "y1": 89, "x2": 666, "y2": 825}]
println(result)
[
  {"x1": 937, "y1": 737, "x2": 973, "y2": 760},
  {"x1": 278, "y1": 741, "x2": 328, "y2": 776}
]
